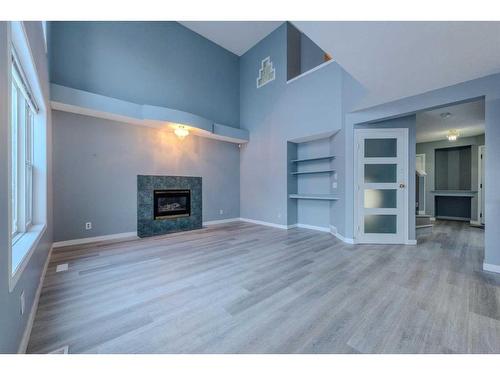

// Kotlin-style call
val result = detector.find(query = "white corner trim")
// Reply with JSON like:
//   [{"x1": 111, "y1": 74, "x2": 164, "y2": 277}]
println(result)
[
  {"x1": 330, "y1": 225, "x2": 355, "y2": 244},
  {"x1": 203, "y1": 218, "x2": 241, "y2": 226},
  {"x1": 239, "y1": 217, "x2": 292, "y2": 230},
  {"x1": 296, "y1": 223, "x2": 330, "y2": 232},
  {"x1": 52, "y1": 231, "x2": 138, "y2": 249},
  {"x1": 18, "y1": 244, "x2": 53, "y2": 354},
  {"x1": 286, "y1": 59, "x2": 335, "y2": 85},
  {"x1": 483, "y1": 262, "x2": 500, "y2": 274}
]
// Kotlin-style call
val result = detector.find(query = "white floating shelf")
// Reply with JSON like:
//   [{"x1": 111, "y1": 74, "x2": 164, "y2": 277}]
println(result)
[
  {"x1": 289, "y1": 194, "x2": 339, "y2": 201},
  {"x1": 291, "y1": 169, "x2": 335, "y2": 175},
  {"x1": 291, "y1": 155, "x2": 336, "y2": 163}
]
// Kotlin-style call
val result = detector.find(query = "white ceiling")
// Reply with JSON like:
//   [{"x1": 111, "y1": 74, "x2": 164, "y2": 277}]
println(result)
[
  {"x1": 292, "y1": 21, "x2": 500, "y2": 108},
  {"x1": 416, "y1": 100, "x2": 485, "y2": 143},
  {"x1": 179, "y1": 21, "x2": 283, "y2": 56}
]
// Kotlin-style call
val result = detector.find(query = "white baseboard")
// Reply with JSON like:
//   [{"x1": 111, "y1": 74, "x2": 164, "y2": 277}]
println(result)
[
  {"x1": 470, "y1": 220, "x2": 482, "y2": 226},
  {"x1": 405, "y1": 240, "x2": 417, "y2": 245},
  {"x1": 203, "y1": 218, "x2": 241, "y2": 226},
  {"x1": 52, "y1": 231, "x2": 138, "y2": 248},
  {"x1": 430, "y1": 217, "x2": 436, "y2": 222},
  {"x1": 239, "y1": 217, "x2": 292, "y2": 230},
  {"x1": 418, "y1": 210, "x2": 426, "y2": 215},
  {"x1": 483, "y1": 262, "x2": 500, "y2": 274},
  {"x1": 18, "y1": 244, "x2": 54, "y2": 354},
  {"x1": 296, "y1": 223, "x2": 330, "y2": 232},
  {"x1": 330, "y1": 225, "x2": 355, "y2": 244}
]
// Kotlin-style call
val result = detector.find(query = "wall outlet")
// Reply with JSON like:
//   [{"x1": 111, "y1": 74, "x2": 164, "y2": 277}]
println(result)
[
  {"x1": 219, "y1": 209, "x2": 224, "y2": 215},
  {"x1": 85, "y1": 222, "x2": 92, "y2": 230},
  {"x1": 20, "y1": 291, "x2": 25, "y2": 316},
  {"x1": 277, "y1": 213, "x2": 282, "y2": 219},
  {"x1": 332, "y1": 182, "x2": 338, "y2": 189}
]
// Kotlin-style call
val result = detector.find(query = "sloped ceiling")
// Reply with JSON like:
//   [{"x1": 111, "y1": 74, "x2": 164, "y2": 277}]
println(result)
[
  {"x1": 179, "y1": 21, "x2": 283, "y2": 56},
  {"x1": 293, "y1": 21, "x2": 500, "y2": 108}
]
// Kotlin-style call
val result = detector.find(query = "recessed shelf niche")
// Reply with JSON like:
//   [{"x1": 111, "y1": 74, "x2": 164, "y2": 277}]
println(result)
[{"x1": 287, "y1": 133, "x2": 340, "y2": 228}]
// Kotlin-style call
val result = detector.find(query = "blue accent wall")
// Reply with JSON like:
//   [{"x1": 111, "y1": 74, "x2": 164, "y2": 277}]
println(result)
[
  {"x1": 239, "y1": 23, "x2": 345, "y2": 226},
  {"x1": 49, "y1": 21, "x2": 240, "y2": 127}
]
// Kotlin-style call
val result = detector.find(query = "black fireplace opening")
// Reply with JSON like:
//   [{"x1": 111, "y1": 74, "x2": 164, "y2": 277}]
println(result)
[{"x1": 154, "y1": 189, "x2": 191, "y2": 220}]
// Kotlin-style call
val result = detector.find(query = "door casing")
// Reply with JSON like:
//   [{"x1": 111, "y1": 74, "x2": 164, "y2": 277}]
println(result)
[{"x1": 354, "y1": 128, "x2": 409, "y2": 244}]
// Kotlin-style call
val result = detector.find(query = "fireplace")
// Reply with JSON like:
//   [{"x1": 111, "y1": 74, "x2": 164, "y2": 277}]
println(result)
[
  {"x1": 137, "y1": 175, "x2": 201, "y2": 238},
  {"x1": 154, "y1": 189, "x2": 191, "y2": 219}
]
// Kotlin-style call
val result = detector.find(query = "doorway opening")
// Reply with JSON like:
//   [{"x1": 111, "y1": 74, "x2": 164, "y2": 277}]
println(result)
[{"x1": 415, "y1": 99, "x2": 485, "y2": 240}]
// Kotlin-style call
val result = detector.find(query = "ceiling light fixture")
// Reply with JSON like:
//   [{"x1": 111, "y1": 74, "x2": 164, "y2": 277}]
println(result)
[
  {"x1": 174, "y1": 125, "x2": 189, "y2": 140},
  {"x1": 447, "y1": 129, "x2": 459, "y2": 142}
]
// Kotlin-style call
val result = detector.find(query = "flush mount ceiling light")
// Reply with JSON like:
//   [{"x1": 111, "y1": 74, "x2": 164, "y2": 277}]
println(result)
[
  {"x1": 440, "y1": 112, "x2": 452, "y2": 120},
  {"x1": 447, "y1": 129, "x2": 459, "y2": 141},
  {"x1": 174, "y1": 125, "x2": 189, "y2": 140}
]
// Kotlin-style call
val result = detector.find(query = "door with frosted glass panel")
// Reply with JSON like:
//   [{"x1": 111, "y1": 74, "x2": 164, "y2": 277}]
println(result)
[{"x1": 355, "y1": 128, "x2": 408, "y2": 244}]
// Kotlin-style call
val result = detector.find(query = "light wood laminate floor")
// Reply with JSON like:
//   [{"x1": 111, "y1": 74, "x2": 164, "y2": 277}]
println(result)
[{"x1": 28, "y1": 220, "x2": 500, "y2": 353}]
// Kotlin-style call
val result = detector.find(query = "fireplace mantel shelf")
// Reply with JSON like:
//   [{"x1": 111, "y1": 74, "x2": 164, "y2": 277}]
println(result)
[{"x1": 431, "y1": 190, "x2": 478, "y2": 197}]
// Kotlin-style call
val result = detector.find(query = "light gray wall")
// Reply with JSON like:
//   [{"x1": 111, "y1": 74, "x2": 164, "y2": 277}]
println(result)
[
  {"x1": 52, "y1": 110, "x2": 240, "y2": 242},
  {"x1": 416, "y1": 134, "x2": 484, "y2": 219},
  {"x1": 0, "y1": 22, "x2": 53, "y2": 353},
  {"x1": 485, "y1": 97, "x2": 500, "y2": 266}
]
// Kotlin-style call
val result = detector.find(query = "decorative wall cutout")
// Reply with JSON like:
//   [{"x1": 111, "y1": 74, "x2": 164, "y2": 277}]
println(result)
[{"x1": 256, "y1": 56, "x2": 275, "y2": 88}]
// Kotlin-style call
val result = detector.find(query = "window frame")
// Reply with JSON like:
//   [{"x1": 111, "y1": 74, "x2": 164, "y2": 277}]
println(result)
[
  {"x1": 8, "y1": 22, "x2": 48, "y2": 292},
  {"x1": 10, "y1": 58, "x2": 36, "y2": 245}
]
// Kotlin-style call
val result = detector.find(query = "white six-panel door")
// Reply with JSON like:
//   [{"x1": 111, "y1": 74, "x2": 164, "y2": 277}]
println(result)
[{"x1": 355, "y1": 128, "x2": 409, "y2": 244}]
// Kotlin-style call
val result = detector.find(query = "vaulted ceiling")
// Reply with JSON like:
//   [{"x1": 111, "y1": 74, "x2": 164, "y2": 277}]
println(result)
[
  {"x1": 179, "y1": 21, "x2": 283, "y2": 56},
  {"x1": 293, "y1": 21, "x2": 500, "y2": 108},
  {"x1": 179, "y1": 21, "x2": 500, "y2": 109}
]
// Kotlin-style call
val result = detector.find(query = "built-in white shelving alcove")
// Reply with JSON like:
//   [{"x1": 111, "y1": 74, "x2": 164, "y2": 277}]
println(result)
[{"x1": 287, "y1": 131, "x2": 340, "y2": 230}]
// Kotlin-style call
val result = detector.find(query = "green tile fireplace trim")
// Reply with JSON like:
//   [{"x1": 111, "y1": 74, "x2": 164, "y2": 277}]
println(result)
[{"x1": 137, "y1": 175, "x2": 202, "y2": 238}]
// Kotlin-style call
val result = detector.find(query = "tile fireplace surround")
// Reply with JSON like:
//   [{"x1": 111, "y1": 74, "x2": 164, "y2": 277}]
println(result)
[{"x1": 137, "y1": 175, "x2": 202, "y2": 237}]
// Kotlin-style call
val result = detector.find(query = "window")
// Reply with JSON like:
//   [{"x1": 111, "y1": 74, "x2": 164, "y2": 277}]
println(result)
[
  {"x1": 10, "y1": 48, "x2": 38, "y2": 245},
  {"x1": 9, "y1": 22, "x2": 47, "y2": 289}
]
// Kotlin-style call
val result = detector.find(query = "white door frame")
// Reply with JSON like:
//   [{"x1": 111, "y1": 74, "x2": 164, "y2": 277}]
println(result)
[
  {"x1": 354, "y1": 128, "x2": 410, "y2": 244},
  {"x1": 416, "y1": 153, "x2": 426, "y2": 215},
  {"x1": 478, "y1": 145, "x2": 485, "y2": 225}
]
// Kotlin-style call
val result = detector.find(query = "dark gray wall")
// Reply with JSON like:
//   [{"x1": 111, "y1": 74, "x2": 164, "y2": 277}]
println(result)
[
  {"x1": 0, "y1": 22, "x2": 53, "y2": 353},
  {"x1": 416, "y1": 134, "x2": 484, "y2": 219},
  {"x1": 435, "y1": 146, "x2": 472, "y2": 190},
  {"x1": 48, "y1": 21, "x2": 240, "y2": 127},
  {"x1": 52, "y1": 110, "x2": 240, "y2": 242},
  {"x1": 286, "y1": 22, "x2": 327, "y2": 81}
]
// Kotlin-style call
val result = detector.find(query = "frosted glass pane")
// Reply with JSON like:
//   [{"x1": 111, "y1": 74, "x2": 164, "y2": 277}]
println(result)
[
  {"x1": 365, "y1": 138, "x2": 397, "y2": 157},
  {"x1": 364, "y1": 189, "x2": 397, "y2": 208},
  {"x1": 364, "y1": 215, "x2": 397, "y2": 234},
  {"x1": 364, "y1": 164, "x2": 397, "y2": 183}
]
